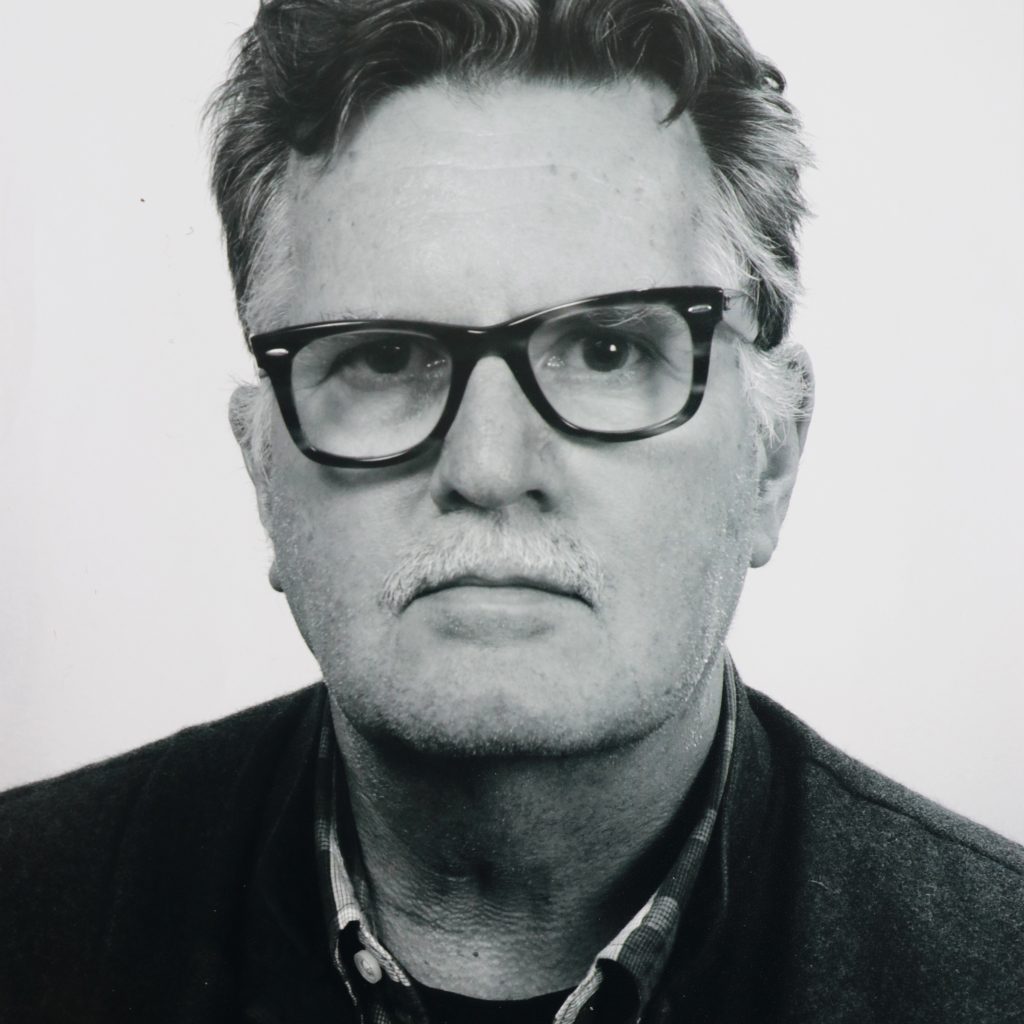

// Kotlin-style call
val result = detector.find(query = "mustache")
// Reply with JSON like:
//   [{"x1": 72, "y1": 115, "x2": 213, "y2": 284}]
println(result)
[{"x1": 379, "y1": 520, "x2": 605, "y2": 613}]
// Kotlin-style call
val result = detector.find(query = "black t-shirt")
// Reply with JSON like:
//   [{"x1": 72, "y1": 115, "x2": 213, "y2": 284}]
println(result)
[{"x1": 416, "y1": 982, "x2": 573, "y2": 1024}]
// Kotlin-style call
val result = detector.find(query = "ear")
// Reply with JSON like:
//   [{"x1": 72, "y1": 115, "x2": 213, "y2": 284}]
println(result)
[
  {"x1": 229, "y1": 384, "x2": 284, "y2": 592},
  {"x1": 749, "y1": 348, "x2": 814, "y2": 569}
]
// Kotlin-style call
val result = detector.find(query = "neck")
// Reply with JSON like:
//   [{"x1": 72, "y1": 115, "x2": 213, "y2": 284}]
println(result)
[{"x1": 328, "y1": 655, "x2": 724, "y2": 1000}]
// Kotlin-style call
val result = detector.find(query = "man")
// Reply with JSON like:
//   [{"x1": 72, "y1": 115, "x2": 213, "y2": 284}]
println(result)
[{"x1": 2, "y1": 1, "x2": 1021, "y2": 1021}]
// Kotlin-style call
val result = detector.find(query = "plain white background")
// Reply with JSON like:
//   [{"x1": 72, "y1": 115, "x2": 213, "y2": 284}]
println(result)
[{"x1": 1, "y1": 1, "x2": 1022, "y2": 842}]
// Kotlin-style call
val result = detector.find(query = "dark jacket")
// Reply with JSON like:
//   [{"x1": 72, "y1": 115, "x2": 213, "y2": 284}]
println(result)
[{"x1": 2, "y1": 681, "x2": 1022, "y2": 1023}]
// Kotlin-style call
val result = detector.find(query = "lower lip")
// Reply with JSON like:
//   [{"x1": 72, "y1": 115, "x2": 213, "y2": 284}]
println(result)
[{"x1": 407, "y1": 585, "x2": 585, "y2": 639}]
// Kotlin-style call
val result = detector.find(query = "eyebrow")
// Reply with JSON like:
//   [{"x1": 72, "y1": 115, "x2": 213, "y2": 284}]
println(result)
[
  {"x1": 560, "y1": 303, "x2": 677, "y2": 325},
  {"x1": 310, "y1": 306, "x2": 381, "y2": 322},
  {"x1": 307, "y1": 299, "x2": 673, "y2": 328}
]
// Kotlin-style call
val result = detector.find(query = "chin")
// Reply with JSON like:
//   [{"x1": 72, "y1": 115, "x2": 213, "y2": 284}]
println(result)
[
  {"x1": 319, "y1": 608, "x2": 730, "y2": 761},
  {"x1": 328, "y1": 657, "x2": 674, "y2": 761},
  {"x1": 346, "y1": 708, "x2": 662, "y2": 761}
]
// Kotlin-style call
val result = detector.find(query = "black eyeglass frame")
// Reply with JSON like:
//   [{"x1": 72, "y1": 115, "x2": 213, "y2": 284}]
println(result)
[{"x1": 249, "y1": 286, "x2": 752, "y2": 468}]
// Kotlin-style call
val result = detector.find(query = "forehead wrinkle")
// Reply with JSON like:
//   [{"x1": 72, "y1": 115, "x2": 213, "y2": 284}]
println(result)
[
  {"x1": 297, "y1": 156, "x2": 687, "y2": 216},
  {"x1": 279, "y1": 80, "x2": 721, "y2": 327},
  {"x1": 302, "y1": 79, "x2": 695, "y2": 190}
]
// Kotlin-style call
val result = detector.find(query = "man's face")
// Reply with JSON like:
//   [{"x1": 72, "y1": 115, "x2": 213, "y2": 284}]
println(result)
[{"x1": 250, "y1": 78, "x2": 778, "y2": 756}]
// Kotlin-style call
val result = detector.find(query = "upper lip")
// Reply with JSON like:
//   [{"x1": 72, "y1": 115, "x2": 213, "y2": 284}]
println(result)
[{"x1": 415, "y1": 574, "x2": 586, "y2": 604}]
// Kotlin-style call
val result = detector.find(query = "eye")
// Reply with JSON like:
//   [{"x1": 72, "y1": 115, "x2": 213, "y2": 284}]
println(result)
[
  {"x1": 331, "y1": 338, "x2": 449, "y2": 390},
  {"x1": 539, "y1": 327, "x2": 656, "y2": 375},
  {"x1": 293, "y1": 330, "x2": 450, "y2": 394},
  {"x1": 347, "y1": 339, "x2": 414, "y2": 375},
  {"x1": 578, "y1": 333, "x2": 636, "y2": 372}
]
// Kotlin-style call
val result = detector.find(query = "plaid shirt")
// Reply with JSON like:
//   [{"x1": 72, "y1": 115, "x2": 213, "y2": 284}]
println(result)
[{"x1": 314, "y1": 662, "x2": 738, "y2": 1024}]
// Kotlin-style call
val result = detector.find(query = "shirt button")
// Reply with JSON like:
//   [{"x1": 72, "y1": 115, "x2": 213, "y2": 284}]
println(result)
[{"x1": 353, "y1": 948, "x2": 383, "y2": 984}]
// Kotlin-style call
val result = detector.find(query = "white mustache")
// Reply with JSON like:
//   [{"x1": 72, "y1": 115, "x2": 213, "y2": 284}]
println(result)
[{"x1": 379, "y1": 521, "x2": 605, "y2": 613}]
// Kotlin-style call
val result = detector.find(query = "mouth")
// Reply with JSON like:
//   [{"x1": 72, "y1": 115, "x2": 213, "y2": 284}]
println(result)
[{"x1": 412, "y1": 575, "x2": 590, "y2": 607}]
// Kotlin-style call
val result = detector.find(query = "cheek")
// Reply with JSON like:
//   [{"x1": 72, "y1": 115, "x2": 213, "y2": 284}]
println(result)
[
  {"x1": 267, "y1": 490, "x2": 358, "y2": 656},
  {"x1": 267, "y1": 412, "x2": 413, "y2": 560},
  {"x1": 263, "y1": 438, "x2": 410, "y2": 652},
  {"x1": 608, "y1": 444, "x2": 756, "y2": 578},
  {"x1": 589, "y1": 385, "x2": 760, "y2": 634}
]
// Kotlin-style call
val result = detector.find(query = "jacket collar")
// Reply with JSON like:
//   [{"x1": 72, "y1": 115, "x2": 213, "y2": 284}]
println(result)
[{"x1": 241, "y1": 685, "x2": 356, "y2": 1022}]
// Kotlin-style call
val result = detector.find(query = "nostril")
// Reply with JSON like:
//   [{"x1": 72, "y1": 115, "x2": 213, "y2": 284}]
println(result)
[{"x1": 428, "y1": 424, "x2": 553, "y2": 512}]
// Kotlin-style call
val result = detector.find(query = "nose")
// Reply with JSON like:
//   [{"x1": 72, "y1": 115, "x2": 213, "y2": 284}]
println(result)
[{"x1": 428, "y1": 356, "x2": 556, "y2": 513}]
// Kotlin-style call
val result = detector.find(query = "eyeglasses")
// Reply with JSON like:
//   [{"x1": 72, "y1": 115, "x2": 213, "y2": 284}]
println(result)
[{"x1": 249, "y1": 286, "x2": 756, "y2": 468}]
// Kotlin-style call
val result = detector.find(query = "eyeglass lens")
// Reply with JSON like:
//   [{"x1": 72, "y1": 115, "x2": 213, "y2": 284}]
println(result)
[{"x1": 289, "y1": 301, "x2": 696, "y2": 460}]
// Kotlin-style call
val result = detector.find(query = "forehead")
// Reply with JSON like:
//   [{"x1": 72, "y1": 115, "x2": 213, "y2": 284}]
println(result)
[{"x1": 276, "y1": 78, "x2": 721, "y2": 328}]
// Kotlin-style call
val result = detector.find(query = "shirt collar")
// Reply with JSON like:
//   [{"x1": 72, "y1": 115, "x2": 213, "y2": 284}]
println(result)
[{"x1": 313, "y1": 661, "x2": 739, "y2": 1024}]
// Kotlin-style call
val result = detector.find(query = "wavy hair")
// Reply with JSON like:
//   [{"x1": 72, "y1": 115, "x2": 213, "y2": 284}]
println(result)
[{"x1": 209, "y1": 0, "x2": 813, "y2": 462}]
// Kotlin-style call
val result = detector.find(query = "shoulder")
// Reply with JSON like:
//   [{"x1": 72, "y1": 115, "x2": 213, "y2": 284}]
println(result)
[
  {"x1": 747, "y1": 686, "x2": 1024, "y2": 876},
  {"x1": 745, "y1": 687, "x2": 1024, "y2": 1014},
  {"x1": 0, "y1": 684, "x2": 321, "y2": 835},
  {"x1": 0, "y1": 685, "x2": 323, "y2": 1006}
]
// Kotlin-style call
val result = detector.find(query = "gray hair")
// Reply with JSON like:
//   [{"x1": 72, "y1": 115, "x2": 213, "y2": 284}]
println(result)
[{"x1": 210, "y1": 0, "x2": 814, "y2": 472}]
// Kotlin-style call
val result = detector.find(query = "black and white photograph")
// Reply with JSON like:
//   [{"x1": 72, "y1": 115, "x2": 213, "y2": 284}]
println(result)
[{"x1": 1, "y1": 1, "x2": 1022, "y2": 1020}]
